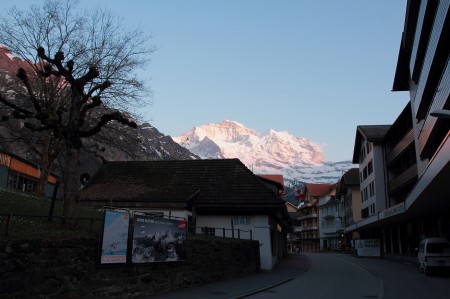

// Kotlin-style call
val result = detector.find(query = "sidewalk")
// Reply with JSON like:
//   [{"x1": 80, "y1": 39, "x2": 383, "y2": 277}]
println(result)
[{"x1": 145, "y1": 253, "x2": 309, "y2": 299}]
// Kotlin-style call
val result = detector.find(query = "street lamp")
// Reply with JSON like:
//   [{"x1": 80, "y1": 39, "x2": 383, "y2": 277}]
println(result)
[{"x1": 430, "y1": 109, "x2": 450, "y2": 119}]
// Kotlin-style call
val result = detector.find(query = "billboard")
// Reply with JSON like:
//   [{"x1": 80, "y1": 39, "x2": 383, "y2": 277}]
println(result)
[
  {"x1": 354, "y1": 239, "x2": 381, "y2": 257},
  {"x1": 131, "y1": 215, "x2": 187, "y2": 263},
  {"x1": 100, "y1": 210, "x2": 130, "y2": 264}
]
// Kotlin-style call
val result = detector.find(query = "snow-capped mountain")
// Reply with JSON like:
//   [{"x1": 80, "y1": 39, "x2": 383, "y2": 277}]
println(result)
[{"x1": 173, "y1": 120, "x2": 355, "y2": 185}]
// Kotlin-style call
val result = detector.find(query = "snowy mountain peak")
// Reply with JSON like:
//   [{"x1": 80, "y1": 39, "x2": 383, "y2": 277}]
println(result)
[
  {"x1": 175, "y1": 120, "x2": 260, "y2": 144},
  {"x1": 173, "y1": 121, "x2": 354, "y2": 185}
]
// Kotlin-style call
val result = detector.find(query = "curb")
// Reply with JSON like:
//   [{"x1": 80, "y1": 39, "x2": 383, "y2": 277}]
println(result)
[{"x1": 231, "y1": 255, "x2": 311, "y2": 299}]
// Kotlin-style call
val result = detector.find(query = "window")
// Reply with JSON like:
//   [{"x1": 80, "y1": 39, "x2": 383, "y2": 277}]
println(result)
[
  {"x1": 369, "y1": 181, "x2": 375, "y2": 197},
  {"x1": 361, "y1": 207, "x2": 369, "y2": 219},
  {"x1": 7, "y1": 172, "x2": 36, "y2": 192},
  {"x1": 368, "y1": 160, "x2": 373, "y2": 175},
  {"x1": 369, "y1": 203, "x2": 376, "y2": 215},
  {"x1": 367, "y1": 142, "x2": 372, "y2": 153},
  {"x1": 360, "y1": 145, "x2": 366, "y2": 163}
]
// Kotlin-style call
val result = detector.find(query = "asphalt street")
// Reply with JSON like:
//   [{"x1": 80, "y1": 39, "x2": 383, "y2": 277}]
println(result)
[{"x1": 146, "y1": 253, "x2": 450, "y2": 299}]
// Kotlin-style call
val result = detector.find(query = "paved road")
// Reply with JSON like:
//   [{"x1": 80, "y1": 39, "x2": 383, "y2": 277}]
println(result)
[
  {"x1": 249, "y1": 253, "x2": 450, "y2": 299},
  {"x1": 147, "y1": 253, "x2": 450, "y2": 299},
  {"x1": 337, "y1": 253, "x2": 450, "y2": 299},
  {"x1": 248, "y1": 253, "x2": 381, "y2": 299}
]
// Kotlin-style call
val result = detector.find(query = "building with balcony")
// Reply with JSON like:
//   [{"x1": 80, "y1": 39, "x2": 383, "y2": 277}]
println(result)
[
  {"x1": 298, "y1": 183, "x2": 335, "y2": 252},
  {"x1": 318, "y1": 187, "x2": 343, "y2": 251},
  {"x1": 349, "y1": 0, "x2": 450, "y2": 258}
]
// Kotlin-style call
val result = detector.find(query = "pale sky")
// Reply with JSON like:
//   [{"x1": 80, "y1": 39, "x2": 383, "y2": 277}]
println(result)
[{"x1": 2, "y1": 0, "x2": 409, "y2": 162}]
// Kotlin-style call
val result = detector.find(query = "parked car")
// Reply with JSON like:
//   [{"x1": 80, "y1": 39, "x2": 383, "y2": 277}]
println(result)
[{"x1": 417, "y1": 237, "x2": 450, "y2": 276}]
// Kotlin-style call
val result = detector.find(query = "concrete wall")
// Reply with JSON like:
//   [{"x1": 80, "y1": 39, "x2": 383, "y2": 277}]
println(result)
[{"x1": 195, "y1": 214, "x2": 276, "y2": 270}]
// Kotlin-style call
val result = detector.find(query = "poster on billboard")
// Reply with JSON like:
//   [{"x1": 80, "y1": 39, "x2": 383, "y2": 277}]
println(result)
[
  {"x1": 355, "y1": 239, "x2": 381, "y2": 257},
  {"x1": 131, "y1": 215, "x2": 187, "y2": 263},
  {"x1": 100, "y1": 210, "x2": 130, "y2": 264}
]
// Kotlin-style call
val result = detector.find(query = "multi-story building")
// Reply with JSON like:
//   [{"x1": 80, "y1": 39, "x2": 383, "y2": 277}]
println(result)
[
  {"x1": 298, "y1": 184, "x2": 335, "y2": 252},
  {"x1": 353, "y1": 125, "x2": 390, "y2": 222},
  {"x1": 337, "y1": 168, "x2": 361, "y2": 242},
  {"x1": 286, "y1": 202, "x2": 301, "y2": 253},
  {"x1": 391, "y1": 0, "x2": 450, "y2": 248},
  {"x1": 348, "y1": 0, "x2": 450, "y2": 258},
  {"x1": 318, "y1": 186, "x2": 342, "y2": 251}
]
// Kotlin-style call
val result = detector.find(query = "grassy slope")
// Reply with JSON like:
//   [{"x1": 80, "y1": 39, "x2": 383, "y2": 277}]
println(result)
[{"x1": 0, "y1": 188, "x2": 102, "y2": 239}]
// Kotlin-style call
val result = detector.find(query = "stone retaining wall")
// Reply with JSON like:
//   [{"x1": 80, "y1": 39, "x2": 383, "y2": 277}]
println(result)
[{"x1": 0, "y1": 236, "x2": 260, "y2": 298}]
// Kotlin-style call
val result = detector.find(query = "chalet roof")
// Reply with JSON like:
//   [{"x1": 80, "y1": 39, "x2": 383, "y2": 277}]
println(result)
[
  {"x1": 305, "y1": 183, "x2": 333, "y2": 197},
  {"x1": 257, "y1": 174, "x2": 284, "y2": 187},
  {"x1": 79, "y1": 159, "x2": 287, "y2": 217},
  {"x1": 352, "y1": 125, "x2": 391, "y2": 163},
  {"x1": 342, "y1": 168, "x2": 359, "y2": 186},
  {"x1": 257, "y1": 174, "x2": 285, "y2": 194}
]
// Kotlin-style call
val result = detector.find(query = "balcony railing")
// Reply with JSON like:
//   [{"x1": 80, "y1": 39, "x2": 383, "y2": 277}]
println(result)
[
  {"x1": 388, "y1": 165, "x2": 418, "y2": 193},
  {"x1": 300, "y1": 225, "x2": 319, "y2": 232},
  {"x1": 297, "y1": 213, "x2": 318, "y2": 221},
  {"x1": 323, "y1": 213, "x2": 339, "y2": 220},
  {"x1": 321, "y1": 226, "x2": 344, "y2": 234}
]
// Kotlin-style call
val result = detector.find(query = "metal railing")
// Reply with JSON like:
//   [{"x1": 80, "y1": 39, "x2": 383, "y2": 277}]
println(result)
[
  {"x1": 1, "y1": 213, "x2": 253, "y2": 242},
  {"x1": 193, "y1": 226, "x2": 253, "y2": 240}
]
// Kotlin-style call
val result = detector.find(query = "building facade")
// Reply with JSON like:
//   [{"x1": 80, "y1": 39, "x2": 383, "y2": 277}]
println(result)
[
  {"x1": 298, "y1": 184, "x2": 335, "y2": 252},
  {"x1": 347, "y1": 0, "x2": 450, "y2": 258},
  {"x1": 0, "y1": 150, "x2": 58, "y2": 197},
  {"x1": 79, "y1": 159, "x2": 290, "y2": 270},
  {"x1": 353, "y1": 125, "x2": 390, "y2": 222},
  {"x1": 318, "y1": 191, "x2": 343, "y2": 251}
]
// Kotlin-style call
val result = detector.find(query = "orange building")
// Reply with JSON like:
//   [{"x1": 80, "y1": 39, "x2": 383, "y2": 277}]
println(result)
[{"x1": 0, "y1": 150, "x2": 58, "y2": 197}]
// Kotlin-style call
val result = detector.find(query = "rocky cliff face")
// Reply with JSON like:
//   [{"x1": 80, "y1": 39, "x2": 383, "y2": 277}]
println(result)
[{"x1": 0, "y1": 46, "x2": 199, "y2": 179}]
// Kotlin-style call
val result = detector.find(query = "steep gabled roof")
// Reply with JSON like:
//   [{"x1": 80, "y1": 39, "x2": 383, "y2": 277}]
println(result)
[
  {"x1": 342, "y1": 168, "x2": 360, "y2": 186},
  {"x1": 257, "y1": 174, "x2": 285, "y2": 195},
  {"x1": 79, "y1": 159, "x2": 287, "y2": 216},
  {"x1": 305, "y1": 183, "x2": 333, "y2": 197},
  {"x1": 257, "y1": 174, "x2": 284, "y2": 186},
  {"x1": 336, "y1": 168, "x2": 360, "y2": 194}
]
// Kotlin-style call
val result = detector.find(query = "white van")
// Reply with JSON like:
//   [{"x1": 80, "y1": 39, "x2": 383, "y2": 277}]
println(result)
[{"x1": 417, "y1": 237, "x2": 450, "y2": 276}]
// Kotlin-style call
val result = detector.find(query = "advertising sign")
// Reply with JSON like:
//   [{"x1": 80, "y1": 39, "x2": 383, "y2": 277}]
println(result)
[
  {"x1": 131, "y1": 215, "x2": 187, "y2": 263},
  {"x1": 380, "y1": 202, "x2": 405, "y2": 220},
  {"x1": 100, "y1": 210, "x2": 130, "y2": 264},
  {"x1": 355, "y1": 239, "x2": 381, "y2": 257}
]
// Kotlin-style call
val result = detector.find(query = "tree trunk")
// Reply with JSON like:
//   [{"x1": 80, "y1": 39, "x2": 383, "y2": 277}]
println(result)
[
  {"x1": 36, "y1": 134, "x2": 59, "y2": 196},
  {"x1": 62, "y1": 145, "x2": 80, "y2": 224},
  {"x1": 36, "y1": 153, "x2": 51, "y2": 196}
]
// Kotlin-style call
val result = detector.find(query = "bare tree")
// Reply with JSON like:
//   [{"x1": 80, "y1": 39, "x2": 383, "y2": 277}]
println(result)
[{"x1": 0, "y1": 0, "x2": 154, "y2": 221}]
